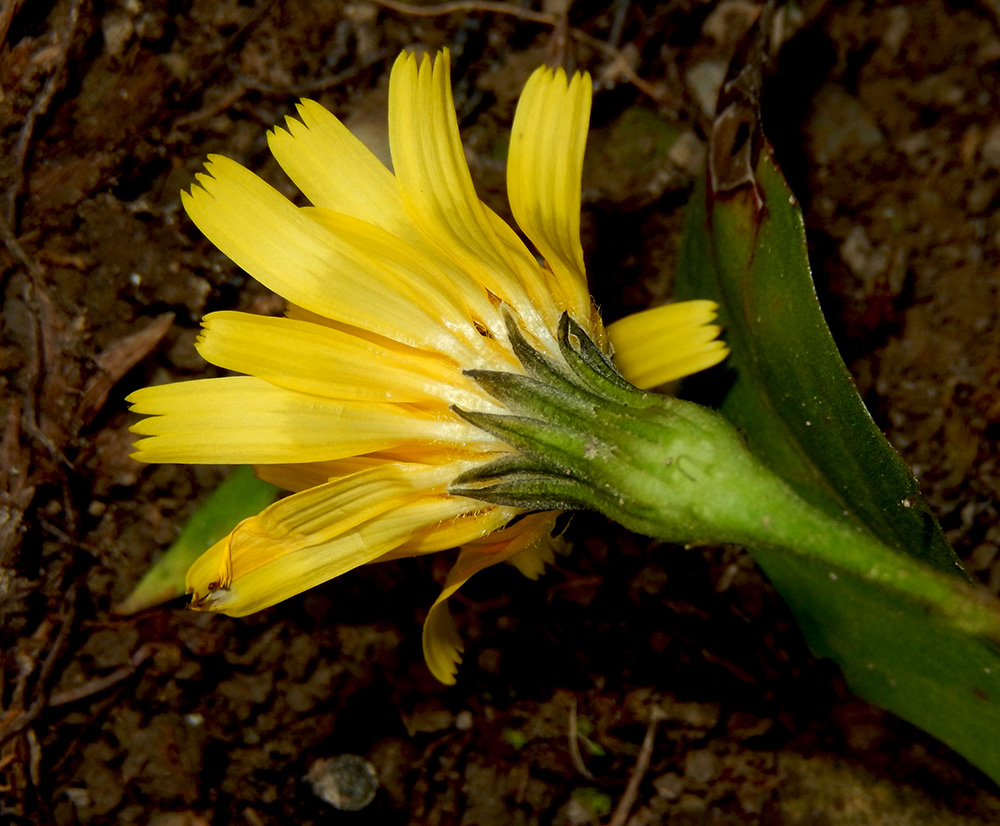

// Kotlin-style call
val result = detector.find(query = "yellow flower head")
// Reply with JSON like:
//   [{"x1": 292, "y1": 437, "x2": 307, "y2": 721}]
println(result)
[{"x1": 128, "y1": 50, "x2": 726, "y2": 683}]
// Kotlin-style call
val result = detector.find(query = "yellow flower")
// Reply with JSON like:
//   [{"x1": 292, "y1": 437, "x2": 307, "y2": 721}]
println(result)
[{"x1": 128, "y1": 50, "x2": 727, "y2": 683}]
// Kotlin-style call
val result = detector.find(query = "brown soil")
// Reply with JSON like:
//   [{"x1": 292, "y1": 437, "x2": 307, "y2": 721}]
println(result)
[{"x1": 3, "y1": 1, "x2": 1000, "y2": 824}]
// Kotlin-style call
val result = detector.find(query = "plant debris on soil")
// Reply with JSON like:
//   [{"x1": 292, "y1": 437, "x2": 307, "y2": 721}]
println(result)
[{"x1": 3, "y1": 1, "x2": 1000, "y2": 824}]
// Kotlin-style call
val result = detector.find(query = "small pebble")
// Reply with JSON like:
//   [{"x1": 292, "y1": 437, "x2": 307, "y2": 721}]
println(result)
[
  {"x1": 684, "y1": 749, "x2": 721, "y2": 784},
  {"x1": 982, "y1": 125, "x2": 1000, "y2": 169},
  {"x1": 653, "y1": 772, "x2": 685, "y2": 800},
  {"x1": 306, "y1": 754, "x2": 379, "y2": 811}
]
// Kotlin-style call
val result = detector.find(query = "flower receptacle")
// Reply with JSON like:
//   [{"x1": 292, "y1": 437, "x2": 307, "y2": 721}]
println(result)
[{"x1": 452, "y1": 312, "x2": 825, "y2": 549}]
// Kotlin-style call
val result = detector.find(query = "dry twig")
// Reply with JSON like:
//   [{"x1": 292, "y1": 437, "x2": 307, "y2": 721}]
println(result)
[
  {"x1": 48, "y1": 644, "x2": 154, "y2": 707},
  {"x1": 370, "y1": 0, "x2": 668, "y2": 102},
  {"x1": 371, "y1": 0, "x2": 558, "y2": 25},
  {"x1": 2, "y1": 0, "x2": 84, "y2": 229},
  {"x1": 0, "y1": 0, "x2": 27, "y2": 52},
  {"x1": 234, "y1": 49, "x2": 394, "y2": 96},
  {"x1": 0, "y1": 593, "x2": 75, "y2": 749},
  {"x1": 0, "y1": 212, "x2": 42, "y2": 279},
  {"x1": 567, "y1": 697, "x2": 596, "y2": 780},
  {"x1": 77, "y1": 313, "x2": 175, "y2": 424},
  {"x1": 606, "y1": 708, "x2": 664, "y2": 826}
]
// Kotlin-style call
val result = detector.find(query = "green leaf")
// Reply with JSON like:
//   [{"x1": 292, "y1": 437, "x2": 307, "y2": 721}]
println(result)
[
  {"x1": 685, "y1": 155, "x2": 961, "y2": 575},
  {"x1": 115, "y1": 466, "x2": 279, "y2": 614},
  {"x1": 758, "y1": 550, "x2": 1000, "y2": 781},
  {"x1": 674, "y1": 121, "x2": 1000, "y2": 779}
]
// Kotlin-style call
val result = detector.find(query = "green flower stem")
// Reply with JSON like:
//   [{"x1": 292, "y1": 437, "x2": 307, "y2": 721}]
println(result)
[{"x1": 454, "y1": 314, "x2": 1000, "y2": 642}]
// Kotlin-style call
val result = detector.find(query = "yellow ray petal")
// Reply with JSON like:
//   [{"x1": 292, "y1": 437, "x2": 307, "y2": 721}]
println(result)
[
  {"x1": 508, "y1": 66, "x2": 594, "y2": 326},
  {"x1": 283, "y1": 302, "x2": 511, "y2": 374},
  {"x1": 182, "y1": 156, "x2": 473, "y2": 360},
  {"x1": 128, "y1": 376, "x2": 488, "y2": 464},
  {"x1": 386, "y1": 504, "x2": 517, "y2": 559},
  {"x1": 422, "y1": 512, "x2": 559, "y2": 683},
  {"x1": 608, "y1": 300, "x2": 729, "y2": 389},
  {"x1": 196, "y1": 311, "x2": 494, "y2": 407},
  {"x1": 270, "y1": 101, "x2": 507, "y2": 337},
  {"x1": 388, "y1": 51, "x2": 557, "y2": 340},
  {"x1": 188, "y1": 467, "x2": 486, "y2": 616},
  {"x1": 254, "y1": 445, "x2": 508, "y2": 493},
  {"x1": 268, "y1": 99, "x2": 410, "y2": 232},
  {"x1": 254, "y1": 457, "x2": 394, "y2": 492},
  {"x1": 507, "y1": 517, "x2": 563, "y2": 579},
  {"x1": 301, "y1": 207, "x2": 508, "y2": 360}
]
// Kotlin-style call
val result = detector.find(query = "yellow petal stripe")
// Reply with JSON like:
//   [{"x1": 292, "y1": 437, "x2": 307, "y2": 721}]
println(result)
[{"x1": 608, "y1": 300, "x2": 729, "y2": 389}]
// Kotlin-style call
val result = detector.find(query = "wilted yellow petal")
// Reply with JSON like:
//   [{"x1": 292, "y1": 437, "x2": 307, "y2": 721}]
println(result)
[
  {"x1": 188, "y1": 464, "x2": 492, "y2": 616},
  {"x1": 389, "y1": 505, "x2": 515, "y2": 558},
  {"x1": 422, "y1": 512, "x2": 559, "y2": 683},
  {"x1": 608, "y1": 300, "x2": 729, "y2": 388},
  {"x1": 506, "y1": 515, "x2": 563, "y2": 579}
]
